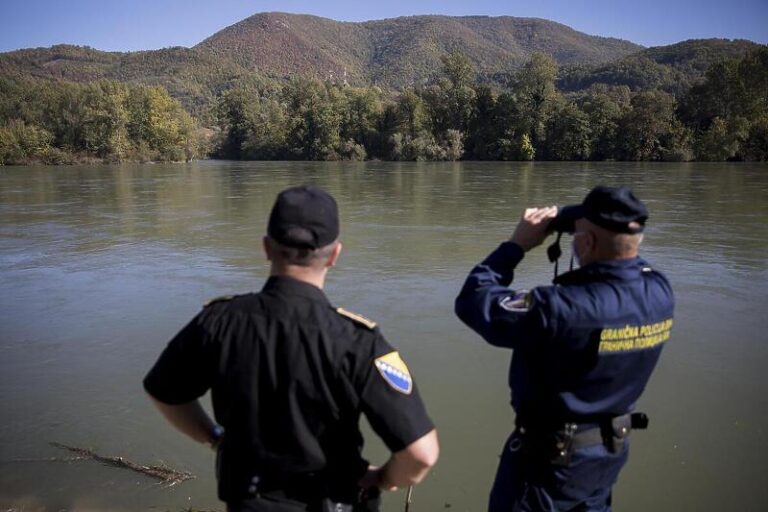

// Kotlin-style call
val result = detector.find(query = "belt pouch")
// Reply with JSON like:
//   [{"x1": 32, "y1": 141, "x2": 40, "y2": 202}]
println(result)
[{"x1": 608, "y1": 414, "x2": 632, "y2": 453}]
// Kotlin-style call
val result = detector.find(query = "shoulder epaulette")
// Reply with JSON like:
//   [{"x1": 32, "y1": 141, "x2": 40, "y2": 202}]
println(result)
[
  {"x1": 204, "y1": 295, "x2": 234, "y2": 307},
  {"x1": 336, "y1": 307, "x2": 377, "y2": 330}
]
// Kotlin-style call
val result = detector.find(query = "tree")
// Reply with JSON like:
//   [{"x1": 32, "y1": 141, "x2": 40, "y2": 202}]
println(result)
[
  {"x1": 395, "y1": 89, "x2": 428, "y2": 138},
  {"x1": 678, "y1": 60, "x2": 742, "y2": 130},
  {"x1": 43, "y1": 82, "x2": 88, "y2": 151},
  {"x1": 742, "y1": 116, "x2": 768, "y2": 161},
  {"x1": 489, "y1": 91, "x2": 531, "y2": 160},
  {"x1": 580, "y1": 92, "x2": 625, "y2": 160},
  {"x1": 615, "y1": 90, "x2": 677, "y2": 160},
  {"x1": 738, "y1": 47, "x2": 768, "y2": 118},
  {"x1": 544, "y1": 101, "x2": 591, "y2": 160},
  {"x1": 126, "y1": 84, "x2": 200, "y2": 160},
  {"x1": 513, "y1": 53, "x2": 559, "y2": 148},
  {"x1": 420, "y1": 51, "x2": 477, "y2": 142},
  {"x1": 81, "y1": 82, "x2": 129, "y2": 160},
  {"x1": 281, "y1": 79, "x2": 344, "y2": 160},
  {"x1": 694, "y1": 116, "x2": 748, "y2": 161},
  {"x1": 216, "y1": 88, "x2": 258, "y2": 159},
  {"x1": 241, "y1": 96, "x2": 289, "y2": 160},
  {"x1": 340, "y1": 87, "x2": 384, "y2": 154},
  {"x1": 465, "y1": 85, "x2": 499, "y2": 160},
  {"x1": 440, "y1": 50, "x2": 474, "y2": 89}
]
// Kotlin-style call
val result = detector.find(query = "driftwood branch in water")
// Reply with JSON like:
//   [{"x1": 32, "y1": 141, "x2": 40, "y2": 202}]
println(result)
[{"x1": 49, "y1": 442, "x2": 194, "y2": 487}]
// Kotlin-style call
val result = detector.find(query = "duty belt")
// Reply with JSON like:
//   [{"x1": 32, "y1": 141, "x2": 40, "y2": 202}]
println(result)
[
  {"x1": 515, "y1": 412, "x2": 649, "y2": 465},
  {"x1": 237, "y1": 472, "x2": 380, "y2": 511}
]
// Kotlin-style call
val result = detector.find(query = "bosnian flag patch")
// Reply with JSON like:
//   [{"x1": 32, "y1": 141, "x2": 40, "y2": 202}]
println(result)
[{"x1": 374, "y1": 352, "x2": 413, "y2": 394}]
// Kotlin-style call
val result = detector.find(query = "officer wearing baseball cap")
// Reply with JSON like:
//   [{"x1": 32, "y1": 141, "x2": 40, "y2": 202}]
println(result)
[
  {"x1": 550, "y1": 185, "x2": 648, "y2": 234},
  {"x1": 455, "y1": 185, "x2": 674, "y2": 511},
  {"x1": 145, "y1": 185, "x2": 439, "y2": 511}
]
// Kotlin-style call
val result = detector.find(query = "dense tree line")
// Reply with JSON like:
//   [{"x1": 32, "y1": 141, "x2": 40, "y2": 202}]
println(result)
[
  {"x1": 1, "y1": 47, "x2": 766, "y2": 164},
  {"x1": 214, "y1": 48, "x2": 768, "y2": 162},
  {"x1": 0, "y1": 78, "x2": 205, "y2": 165}
]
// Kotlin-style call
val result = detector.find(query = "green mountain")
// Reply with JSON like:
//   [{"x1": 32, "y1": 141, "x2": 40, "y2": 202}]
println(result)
[
  {"x1": 0, "y1": 13, "x2": 642, "y2": 99},
  {"x1": 0, "y1": 12, "x2": 764, "y2": 116},
  {"x1": 559, "y1": 39, "x2": 763, "y2": 94},
  {"x1": 0, "y1": 44, "x2": 260, "y2": 119},
  {"x1": 195, "y1": 12, "x2": 642, "y2": 86}
]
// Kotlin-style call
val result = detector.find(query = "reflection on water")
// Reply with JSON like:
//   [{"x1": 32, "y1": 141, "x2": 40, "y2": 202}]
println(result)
[{"x1": 1, "y1": 161, "x2": 768, "y2": 511}]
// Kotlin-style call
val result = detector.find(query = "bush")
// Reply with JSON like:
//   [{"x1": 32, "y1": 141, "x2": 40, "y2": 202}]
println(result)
[
  {"x1": 388, "y1": 130, "x2": 465, "y2": 161},
  {"x1": 339, "y1": 139, "x2": 367, "y2": 161},
  {"x1": 38, "y1": 146, "x2": 75, "y2": 165},
  {"x1": 442, "y1": 129, "x2": 464, "y2": 161},
  {"x1": 742, "y1": 118, "x2": 768, "y2": 161},
  {"x1": 0, "y1": 120, "x2": 52, "y2": 164}
]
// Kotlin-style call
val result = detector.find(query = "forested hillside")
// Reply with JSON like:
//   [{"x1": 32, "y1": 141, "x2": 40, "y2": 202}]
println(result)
[
  {"x1": 1, "y1": 12, "x2": 766, "y2": 164},
  {"x1": 207, "y1": 49, "x2": 768, "y2": 163},
  {"x1": 0, "y1": 45, "x2": 267, "y2": 121},
  {"x1": 196, "y1": 12, "x2": 642, "y2": 87},
  {"x1": 559, "y1": 39, "x2": 762, "y2": 95}
]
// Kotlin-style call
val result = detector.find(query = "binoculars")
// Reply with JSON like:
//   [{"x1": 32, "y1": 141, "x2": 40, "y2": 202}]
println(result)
[{"x1": 548, "y1": 205, "x2": 581, "y2": 234}]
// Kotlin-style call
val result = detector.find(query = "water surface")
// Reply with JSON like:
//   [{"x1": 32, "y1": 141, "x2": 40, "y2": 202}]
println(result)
[{"x1": 1, "y1": 161, "x2": 767, "y2": 511}]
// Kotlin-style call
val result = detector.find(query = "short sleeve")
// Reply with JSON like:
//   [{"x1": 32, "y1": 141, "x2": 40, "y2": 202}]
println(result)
[
  {"x1": 356, "y1": 331, "x2": 434, "y2": 452},
  {"x1": 143, "y1": 310, "x2": 217, "y2": 404}
]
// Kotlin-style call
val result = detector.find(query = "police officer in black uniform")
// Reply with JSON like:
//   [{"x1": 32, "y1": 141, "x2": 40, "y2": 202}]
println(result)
[
  {"x1": 144, "y1": 185, "x2": 439, "y2": 511},
  {"x1": 455, "y1": 186, "x2": 674, "y2": 511}
]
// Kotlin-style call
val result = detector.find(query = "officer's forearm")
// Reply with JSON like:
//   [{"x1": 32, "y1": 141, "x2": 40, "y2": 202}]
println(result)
[
  {"x1": 379, "y1": 429, "x2": 439, "y2": 489},
  {"x1": 473, "y1": 241, "x2": 526, "y2": 287},
  {"x1": 148, "y1": 395, "x2": 218, "y2": 446},
  {"x1": 455, "y1": 243, "x2": 524, "y2": 329},
  {"x1": 455, "y1": 242, "x2": 524, "y2": 311}
]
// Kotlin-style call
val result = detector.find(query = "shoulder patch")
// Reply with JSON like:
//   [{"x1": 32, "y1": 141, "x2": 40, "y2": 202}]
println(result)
[
  {"x1": 374, "y1": 351, "x2": 413, "y2": 394},
  {"x1": 204, "y1": 295, "x2": 234, "y2": 307},
  {"x1": 336, "y1": 307, "x2": 377, "y2": 329},
  {"x1": 499, "y1": 291, "x2": 531, "y2": 312}
]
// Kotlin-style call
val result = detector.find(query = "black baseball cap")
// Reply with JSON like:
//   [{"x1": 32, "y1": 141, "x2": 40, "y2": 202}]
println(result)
[
  {"x1": 267, "y1": 186, "x2": 339, "y2": 249},
  {"x1": 550, "y1": 186, "x2": 648, "y2": 234}
]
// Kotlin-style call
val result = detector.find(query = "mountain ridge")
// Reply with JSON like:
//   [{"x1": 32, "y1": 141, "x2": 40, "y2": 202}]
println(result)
[
  {"x1": 194, "y1": 12, "x2": 643, "y2": 85},
  {"x1": 1, "y1": 12, "x2": 764, "y2": 119}
]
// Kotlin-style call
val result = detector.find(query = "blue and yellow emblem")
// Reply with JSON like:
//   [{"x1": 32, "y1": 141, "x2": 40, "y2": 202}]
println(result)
[{"x1": 374, "y1": 352, "x2": 413, "y2": 395}]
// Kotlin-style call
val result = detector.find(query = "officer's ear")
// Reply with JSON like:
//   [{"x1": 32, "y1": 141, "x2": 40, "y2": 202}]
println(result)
[
  {"x1": 585, "y1": 230, "x2": 597, "y2": 253},
  {"x1": 326, "y1": 241, "x2": 342, "y2": 268},
  {"x1": 263, "y1": 236, "x2": 274, "y2": 261}
]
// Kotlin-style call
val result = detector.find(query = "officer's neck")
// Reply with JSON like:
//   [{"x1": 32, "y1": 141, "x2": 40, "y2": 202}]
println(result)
[
  {"x1": 269, "y1": 264, "x2": 328, "y2": 290},
  {"x1": 580, "y1": 252, "x2": 639, "y2": 267},
  {"x1": 579, "y1": 243, "x2": 639, "y2": 267}
]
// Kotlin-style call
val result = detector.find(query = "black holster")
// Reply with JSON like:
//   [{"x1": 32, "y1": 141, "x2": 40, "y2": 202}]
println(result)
[
  {"x1": 605, "y1": 414, "x2": 631, "y2": 454},
  {"x1": 320, "y1": 486, "x2": 380, "y2": 512}
]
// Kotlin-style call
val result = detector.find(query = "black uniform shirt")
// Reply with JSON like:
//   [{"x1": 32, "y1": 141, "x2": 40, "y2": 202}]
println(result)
[{"x1": 144, "y1": 276, "x2": 434, "y2": 501}]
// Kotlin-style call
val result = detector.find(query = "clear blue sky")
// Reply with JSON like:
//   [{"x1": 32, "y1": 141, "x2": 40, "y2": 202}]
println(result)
[{"x1": 1, "y1": 0, "x2": 766, "y2": 53}]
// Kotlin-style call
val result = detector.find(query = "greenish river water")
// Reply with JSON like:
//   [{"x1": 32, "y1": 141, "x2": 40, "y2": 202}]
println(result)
[{"x1": 1, "y1": 161, "x2": 767, "y2": 511}]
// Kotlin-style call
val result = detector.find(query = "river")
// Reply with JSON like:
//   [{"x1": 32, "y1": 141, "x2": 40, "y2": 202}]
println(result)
[{"x1": 1, "y1": 161, "x2": 767, "y2": 511}]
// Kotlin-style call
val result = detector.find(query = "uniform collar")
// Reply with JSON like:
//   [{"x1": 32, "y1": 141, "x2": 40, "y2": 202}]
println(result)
[
  {"x1": 262, "y1": 275, "x2": 331, "y2": 305},
  {"x1": 553, "y1": 256, "x2": 651, "y2": 285}
]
